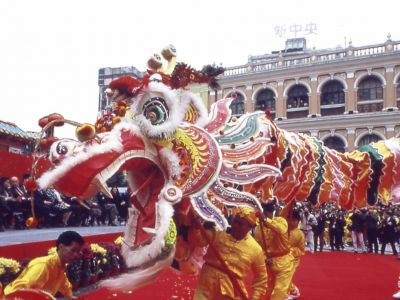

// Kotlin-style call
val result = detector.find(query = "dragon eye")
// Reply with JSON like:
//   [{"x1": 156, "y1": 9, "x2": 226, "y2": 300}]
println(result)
[
  {"x1": 56, "y1": 143, "x2": 68, "y2": 155},
  {"x1": 143, "y1": 96, "x2": 169, "y2": 125}
]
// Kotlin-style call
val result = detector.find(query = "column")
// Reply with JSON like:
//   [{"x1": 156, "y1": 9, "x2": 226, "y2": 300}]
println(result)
[
  {"x1": 310, "y1": 130, "x2": 319, "y2": 138},
  {"x1": 345, "y1": 72, "x2": 357, "y2": 114},
  {"x1": 308, "y1": 75, "x2": 320, "y2": 117},
  {"x1": 245, "y1": 85, "x2": 253, "y2": 113},
  {"x1": 386, "y1": 126, "x2": 396, "y2": 138},
  {"x1": 276, "y1": 80, "x2": 286, "y2": 120},
  {"x1": 383, "y1": 66, "x2": 398, "y2": 111},
  {"x1": 346, "y1": 128, "x2": 356, "y2": 151}
]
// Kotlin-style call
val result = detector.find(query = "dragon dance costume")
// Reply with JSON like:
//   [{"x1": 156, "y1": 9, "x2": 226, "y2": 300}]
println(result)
[{"x1": 254, "y1": 216, "x2": 294, "y2": 300}]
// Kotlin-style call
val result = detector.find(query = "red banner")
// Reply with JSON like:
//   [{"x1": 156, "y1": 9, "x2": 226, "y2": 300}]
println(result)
[{"x1": 0, "y1": 150, "x2": 51, "y2": 179}]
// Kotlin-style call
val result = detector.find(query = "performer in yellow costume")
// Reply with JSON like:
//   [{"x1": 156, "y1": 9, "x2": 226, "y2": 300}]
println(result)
[
  {"x1": 4, "y1": 231, "x2": 84, "y2": 299},
  {"x1": 254, "y1": 201, "x2": 294, "y2": 300},
  {"x1": 286, "y1": 209, "x2": 305, "y2": 299},
  {"x1": 193, "y1": 207, "x2": 268, "y2": 300},
  {"x1": 278, "y1": 202, "x2": 305, "y2": 299}
]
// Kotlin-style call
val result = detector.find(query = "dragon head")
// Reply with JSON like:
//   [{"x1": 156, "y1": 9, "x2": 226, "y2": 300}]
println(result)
[{"x1": 36, "y1": 46, "x2": 233, "y2": 291}]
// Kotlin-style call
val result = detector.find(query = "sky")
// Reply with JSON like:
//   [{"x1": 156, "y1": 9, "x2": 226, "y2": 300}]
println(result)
[{"x1": 0, "y1": 0, "x2": 398, "y2": 138}]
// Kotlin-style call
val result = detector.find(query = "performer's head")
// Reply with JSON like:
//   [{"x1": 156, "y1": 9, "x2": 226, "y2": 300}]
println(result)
[
  {"x1": 231, "y1": 207, "x2": 257, "y2": 240},
  {"x1": 261, "y1": 200, "x2": 276, "y2": 219},
  {"x1": 56, "y1": 231, "x2": 84, "y2": 265}
]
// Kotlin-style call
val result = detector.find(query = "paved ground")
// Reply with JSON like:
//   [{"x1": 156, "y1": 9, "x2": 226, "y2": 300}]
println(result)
[
  {"x1": 304, "y1": 243, "x2": 397, "y2": 255},
  {"x1": 0, "y1": 226, "x2": 124, "y2": 246}
]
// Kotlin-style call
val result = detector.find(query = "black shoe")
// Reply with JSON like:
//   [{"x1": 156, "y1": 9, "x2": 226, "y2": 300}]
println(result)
[{"x1": 0, "y1": 225, "x2": 5, "y2": 232}]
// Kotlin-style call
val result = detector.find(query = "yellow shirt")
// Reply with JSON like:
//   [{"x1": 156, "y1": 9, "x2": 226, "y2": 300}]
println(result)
[
  {"x1": 254, "y1": 216, "x2": 291, "y2": 257},
  {"x1": 289, "y1": 227, "x2": 305, "y2": 261},
  {"x1": 197, "y1": 231, "x2": 267, "y2": 300},
  {"x1": 4, "y1": 253, "x2": 72, "y2": 297}
]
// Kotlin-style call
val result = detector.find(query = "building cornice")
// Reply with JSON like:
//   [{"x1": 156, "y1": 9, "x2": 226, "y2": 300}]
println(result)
[
  {"x1": 276, "y1": 111, "x2": 400, "y2": 132},
  {"x1": 218, "y1": 52, "x2": 400, "y2": 88}
]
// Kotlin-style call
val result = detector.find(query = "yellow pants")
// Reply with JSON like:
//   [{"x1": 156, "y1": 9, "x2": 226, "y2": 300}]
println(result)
[
  {"x1": 288, "y1": 259, "x2": 300, "y2": 293},
  {"x1": 193, "y1": 265, "x2": 246, "y2": 300},
  {"x1": 265, "y1": 254, "x2": 294, "y2": 300}
]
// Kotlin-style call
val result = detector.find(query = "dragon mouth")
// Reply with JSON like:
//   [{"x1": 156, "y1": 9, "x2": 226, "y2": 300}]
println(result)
[
  {"x1": 38, "y1": 125, "x2": 167, "y2": 245},
  {"x1": 39, "y1": 126, "x2": 164, "y2": 197}
]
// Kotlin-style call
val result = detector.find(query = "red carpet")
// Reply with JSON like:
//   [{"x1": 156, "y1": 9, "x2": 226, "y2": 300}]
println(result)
[{"x1": 81, "y1": 251, "x2": 399, "y2": 300}]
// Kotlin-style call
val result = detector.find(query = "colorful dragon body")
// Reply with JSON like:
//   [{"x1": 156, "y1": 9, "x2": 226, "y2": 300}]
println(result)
[
  {"x1": 234, "y1": 113, "x2": 400, "y2": 209},
  {"x1": 36, "y1": 45, "x2": 400, "y2": 291}
]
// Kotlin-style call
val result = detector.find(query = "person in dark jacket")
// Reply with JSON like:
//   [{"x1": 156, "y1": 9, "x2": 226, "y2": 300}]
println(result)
[
  {"x1": 313, "y1": 209, "x2": 326, "y2": 252},
  {"x1": 10, "y1": 176, "x2": 32, "y2": 220},
  {"x1": 365, "y1": 208, "x2": 380, "y2": 254},
  {"x1": 96, "y1": 191, "x2": 119, "y2": 226},
  {"x1": 328, "y1": 211, "x2": 337, "y2": 251},
  {"x1": 334, "y1": 210, "x2": 346, "y2": 250},
  {"x1": 380, "y1": 210, "x2": 398, "y2": 255},
  {"x1": 0, "y1": 177, "x2": 13, "y2": 231},
  {"x1": 350, "y1": 209, "x2": 366, "y2": 253},
  {"x1": 111, "y1": 187, "x2": 129, "y2": 225}
]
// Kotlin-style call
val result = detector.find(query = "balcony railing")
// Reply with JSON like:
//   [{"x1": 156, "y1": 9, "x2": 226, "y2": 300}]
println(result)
[{"x1": 223, "y1": 40, "x2": 400, "y2": 78}]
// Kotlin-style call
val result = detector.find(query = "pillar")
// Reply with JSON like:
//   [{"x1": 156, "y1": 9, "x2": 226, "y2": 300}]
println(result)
[
  {"x1": 345, "y1": 71, "x2": 358, "y2": 114},
  {"x1": 276, "y1": 80, "x2": 286, "y2": 119}
]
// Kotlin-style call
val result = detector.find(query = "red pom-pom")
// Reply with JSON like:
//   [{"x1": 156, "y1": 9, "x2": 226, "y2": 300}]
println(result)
[
  {"x1": 38, "y1": 117, "x2": 49, "y2": 128},
  {"x1": 39, "y1": 139, "x2": 48, "y2": 149},
  {"x1": 109, "y1": 76, "x2": 142, "y2": 98},
  {"x1": 117, "y1": 100, "x2": 127, "y2": 107},
  {"x1": 25, "y1": 217, "x2": 38, "y2": 228},
  {"x1": 24, "y1": 178, "x2": 38, "y2": 192},
  {"x1": 76, "y1": 124, "x2": 96, "y2": 142},
  {"x1": 117, "y1": 107, "x2": 127, "y2": 117},
  {"x1": 47, "y1": 113, "x2": 64, "y2": 127}
]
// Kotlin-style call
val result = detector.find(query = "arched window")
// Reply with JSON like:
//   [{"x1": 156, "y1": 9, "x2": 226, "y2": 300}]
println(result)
[
  {"x1": 255, "y1": 89, "x2": 275, "y2": 111},
  {"x1": 321, "y1": 81, "x2": 345, "y2": 105},
  {"x1": 320, "y1": 80, "x2": 345, "y2": 116},
  {"x1": 357, "y1": 76, "x2": 383, "y2": 113},
  {"x1": 323, "y1": 136, "x2": 346, "y2": 153},
  {"x1": 287, "y1": 85, "x2": 309, "y2": 119},
  {"x1": 357, "y1": 76, "x2": 383, "y2": 101},
  {"x1": 228, "y1": 92, "x2": 245, "y2": 115},
  {"x1": 357, "y1": 133, "x2": 382, "y2": 148}
]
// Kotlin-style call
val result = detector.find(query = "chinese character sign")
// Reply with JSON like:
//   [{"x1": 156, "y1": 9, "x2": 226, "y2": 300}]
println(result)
[{"x1": 274, "y1": 22, "x2": 318, "y2": 38}]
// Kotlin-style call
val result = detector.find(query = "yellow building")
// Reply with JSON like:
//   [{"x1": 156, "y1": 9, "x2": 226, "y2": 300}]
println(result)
[{"x1": 208, "y1": 36, "x2": 400, "y2": 152}]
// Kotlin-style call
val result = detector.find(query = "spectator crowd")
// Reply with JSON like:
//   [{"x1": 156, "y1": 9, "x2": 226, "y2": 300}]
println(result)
[
  {"x1": 294, "y1": 201, "x2": 399, "y2": 255},
  {"x1": 1, "y1": 174, "x2": 399, "y2": 257},
  {"x1": 0, "y1": 175, "x2": 130, "y2": 232}
]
